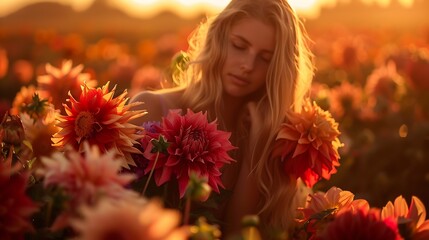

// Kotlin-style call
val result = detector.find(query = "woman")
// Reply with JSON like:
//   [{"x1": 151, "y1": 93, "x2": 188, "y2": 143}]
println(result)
[{"x1": 130, "y1": 0, "x2": 314, "y2": 235}]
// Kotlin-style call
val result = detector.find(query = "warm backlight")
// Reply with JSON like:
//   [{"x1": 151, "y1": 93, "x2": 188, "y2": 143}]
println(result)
[{"x1": 0, "y1": 0, "x2": 416, "y2": 18}]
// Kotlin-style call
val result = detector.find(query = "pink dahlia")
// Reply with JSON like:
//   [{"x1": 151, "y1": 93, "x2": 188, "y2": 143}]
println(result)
[
  {"x1": 37, "y1": 60, "x2": 97, "y2": 110},
  {"x1": 37, "y1": 143, "x2": 137, "y2": 229},
  {"x1": 52, "y1": 82, "x2": 146, "y2": 168},
  {"x1": 71, "y1": 198, "x2": 189, "y2": 240},
  {"x1": 142, "y1": 109, "x2": 235, "y2": 198},
  {"x1": 272, "y1": 100, "x2": 343, "y2": 187},
  {"x1": 319, "y1": 208, "x2": 401, "y2": 240},
  {"x1": 382, "y1": 195, "x2": 429, "y2": 240},
  {"x1": 0, "y1": 157, "x2": 39, "y2": 240}
]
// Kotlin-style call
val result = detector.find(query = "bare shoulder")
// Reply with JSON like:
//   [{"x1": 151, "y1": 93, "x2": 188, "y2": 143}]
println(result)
[{"x1": 129, "y1": 87, "x2": 185, "y2": 125}]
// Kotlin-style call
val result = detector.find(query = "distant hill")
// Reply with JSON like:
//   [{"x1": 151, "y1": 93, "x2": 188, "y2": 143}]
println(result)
[
  {"x1": 1, "y1": 0, "x2": 428, "y2": 35},
  {"x1": 305, "y1": 0, "x2": 429, "y2": 31},
  {"x1": 0, "y1": 1, "x2": 203, "y2": 36}
]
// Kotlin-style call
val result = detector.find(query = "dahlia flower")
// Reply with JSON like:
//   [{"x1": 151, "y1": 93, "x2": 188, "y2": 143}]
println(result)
[
  {"x1": 10, "y1": 85, "x2": 37, "y2": 115},
  {"x1": 300, "y1": 187, "x2": 369, "y2": 220},
  {"x1": 297, "y1": 187, "x2": 369, "y2": 237},
  {"x1": 331, "y1": 36, "x2": 368, "y2": 70},
  {"x1": 329, "y1": 81, "x2": 363, "y2": 119},
  {"x1": 142, "y1": 109, "x2": 235, "y2": 198},
  {"x1": 319, "y1": 208, "x2": 401, "y2": 240},
  {"x1": 19, "y1": 102, "x2": 59, "y2": 163},
  {"x1": 360, "y1": 63, "x2": 406, "y2": 121},
  {"x1": 406, "y1": 48, "x2": 429, "y2": 91},
  {"x1": 0, "y1": 48, "x2": 8, "y2": 78},
  {"x1": 37, "y1": 143, "x2": 137, "y2": 229},
  {"x1": 382, "y1": 195, "x2": 429, "y2": 240},
  {"x1": 12, "y1": 60, "x2": 34, "y2": 84},
  {"x1": 71, "y1": 198, "x2": 189, "y2": 240},
  {"x1": 1, "y1": 114, "x2": 26, "y2": 146},
  {"x1": 37, "y1": 60, "x2": 97, "y2": 110},
  {"x1": 52, "y1": 82, "x2": 146, "y2": 168},
  {"x1": 0, "y1": 157, "x2": 39, "y2": 240},
  {"x1": 273, "y1": 100, "x2": 343, "y2": 187}
]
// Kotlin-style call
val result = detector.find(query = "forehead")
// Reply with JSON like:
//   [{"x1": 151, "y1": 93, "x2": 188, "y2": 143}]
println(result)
[{"x1": 230, "y1": 17, "x2": 276, "y2": 52}]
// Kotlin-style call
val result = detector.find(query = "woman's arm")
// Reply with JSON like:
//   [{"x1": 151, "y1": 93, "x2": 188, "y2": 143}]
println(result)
[
  {"x1": 223, "y1": 102, "x2": 263, "y2": 235},
  {"x1": 223, "y1": 158, "x2": 260, "y2": 235}
]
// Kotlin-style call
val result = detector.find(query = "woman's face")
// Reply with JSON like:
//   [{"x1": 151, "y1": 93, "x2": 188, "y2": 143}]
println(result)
[{"x1": 221, "y1": 17, "x2": 275, "y2": 99}]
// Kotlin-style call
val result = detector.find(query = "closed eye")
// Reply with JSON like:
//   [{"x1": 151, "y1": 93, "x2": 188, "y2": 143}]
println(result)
[
  {"x1": 232, "y1": 42, "x2": 246, "y2": 50},
  {"x1": 260, "y1": 55, "x2": 272, "y2": 63}
]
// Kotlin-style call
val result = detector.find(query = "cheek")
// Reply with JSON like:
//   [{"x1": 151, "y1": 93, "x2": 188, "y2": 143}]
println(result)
[{"x1": 255, "y1": 66, "x2": 269, "y2": 85}]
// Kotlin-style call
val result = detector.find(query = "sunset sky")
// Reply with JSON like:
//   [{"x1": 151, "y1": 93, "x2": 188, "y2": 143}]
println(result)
[{"x1": 0, "y1": 0, "x2": 415, "y2": 19}]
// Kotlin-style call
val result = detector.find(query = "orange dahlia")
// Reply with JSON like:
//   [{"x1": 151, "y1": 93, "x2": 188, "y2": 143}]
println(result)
[
  {"x1": 360, "y1": 63, "x2": 406, "y2": 121},
  {"x1": 71, "y1": 198, "x2": 189, "y2": 240},
  {"x1": 37, "y1": 60, "x2": 97, "y2": 110},
  {"x1": 20, "y1": 102, "x2": 59, "y2": 163},
  {"x1": 273, "y1": 100, "x2": 343, "y2": 187},
  {"x1": 382, "y1": 195, "x2": 429, "y2": 240},
  {"x1": 297, "y1": 187, "x2": 369, "y2": 237},
  {"x1": 10, "y1": 85, "x2": 38, "y2": 115},
  {"x1": 329, "y1": 81, "x2": 363, "y2": 120},
  {"x1": 300, "y1": 187, "x2": 369, "y2": 220},
  {"x1": 52, "y1": 82, "x2": 146, "y2": 168}
]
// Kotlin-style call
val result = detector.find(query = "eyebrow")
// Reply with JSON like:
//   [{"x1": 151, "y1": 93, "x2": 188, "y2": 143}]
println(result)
[{"x1": 231, "y1": 34, "x2": 274, "y2": 54}]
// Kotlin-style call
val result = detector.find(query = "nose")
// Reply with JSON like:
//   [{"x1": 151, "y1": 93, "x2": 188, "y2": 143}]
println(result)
[{"x1": 241, "y1": 54, "x2": 256, "y2": 72}]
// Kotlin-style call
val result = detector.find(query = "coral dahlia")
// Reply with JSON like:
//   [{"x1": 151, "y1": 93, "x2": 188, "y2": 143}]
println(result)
[
  {"x1": 52, "y1": 82, "x2": 146, "y2": 168},
  {"x1": 273, "y1": 100, "x2": 343, "y2": 188},
  {"x1": 382, "y1": 195, "x2": 429, "y2": 240}
]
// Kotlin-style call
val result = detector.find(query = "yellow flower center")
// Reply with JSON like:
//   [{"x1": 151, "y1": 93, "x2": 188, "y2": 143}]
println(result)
[{"x1": 75, "y1": 111, "x2": 96, "y2": 138}]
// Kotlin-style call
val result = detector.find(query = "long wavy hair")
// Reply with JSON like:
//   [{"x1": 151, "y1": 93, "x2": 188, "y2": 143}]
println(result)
[{"x1": 179, "y1": 0, "x2": 314, "y2": 231}]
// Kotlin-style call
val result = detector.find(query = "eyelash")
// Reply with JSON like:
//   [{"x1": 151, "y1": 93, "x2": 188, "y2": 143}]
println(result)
[
  {"x1": 232, "y1": 42, "x2": 246, "y2": 50},
  {"x1": 232, "y1": 41, "x2": 272, "y2": 63}
]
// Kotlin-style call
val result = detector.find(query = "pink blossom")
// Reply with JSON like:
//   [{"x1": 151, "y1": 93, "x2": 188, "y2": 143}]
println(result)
[{"x1": 142, "y1": 109, "x2": 235, "y2": 198}]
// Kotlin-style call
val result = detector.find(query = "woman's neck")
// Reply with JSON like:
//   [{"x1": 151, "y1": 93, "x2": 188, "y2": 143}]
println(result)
[{"x1": 221, "y1": 94, "x2": 246, "y2": 131}]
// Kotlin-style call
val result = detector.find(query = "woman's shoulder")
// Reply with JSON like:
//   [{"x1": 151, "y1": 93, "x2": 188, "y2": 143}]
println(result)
[{"x1": 129, "y1": 87, "x2": 185, "y2": 124}]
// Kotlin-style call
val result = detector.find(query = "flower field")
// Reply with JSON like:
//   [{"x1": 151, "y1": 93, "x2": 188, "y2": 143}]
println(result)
[{"x1": 1, "y1": 2, "x2": 429, "y2": 239}]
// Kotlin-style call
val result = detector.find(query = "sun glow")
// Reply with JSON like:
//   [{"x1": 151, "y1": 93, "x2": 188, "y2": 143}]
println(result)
[
  {"x1": 0, "y1": 0, "x2": 417, "y2": 18},
  {"x1": 112, "y1": 0, "x2": 232, "y2": 18},
  {"x1": 116, "y1": 0, "x2": 324, "y2": 18}
]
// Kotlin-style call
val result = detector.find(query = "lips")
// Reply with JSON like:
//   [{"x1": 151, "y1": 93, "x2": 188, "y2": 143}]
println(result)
[{"x1": 229, "y1": 73, "x2": 250, "y2": 86}]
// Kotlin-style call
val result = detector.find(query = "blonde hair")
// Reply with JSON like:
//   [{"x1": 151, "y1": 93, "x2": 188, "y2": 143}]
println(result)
[{"x1": 179, "y1": 0, "x2": 314, "y2": 231}]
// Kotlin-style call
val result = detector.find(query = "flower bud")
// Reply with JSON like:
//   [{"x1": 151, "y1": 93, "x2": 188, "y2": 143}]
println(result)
[
  {"x1": 241, "y1": 215, "x2": 260, "y2": 228},
  {"x1": 187, "y1": 172, "x2": 212, "y2": 202},
  {"x1": 191, "y1": 182, "x2": 212, "y2": 202},
  {"x1": 1, "y1": 115, "x2": 25, "y2": 145}
]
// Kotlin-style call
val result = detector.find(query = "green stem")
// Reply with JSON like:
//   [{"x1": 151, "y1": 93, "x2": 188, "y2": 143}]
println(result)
[
  {"x1": 142, "y1": 151, "x2": 160, "y2": 196},
  {"x1": 183, "y1": 196, "x2": 191, "y2": 225}
]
